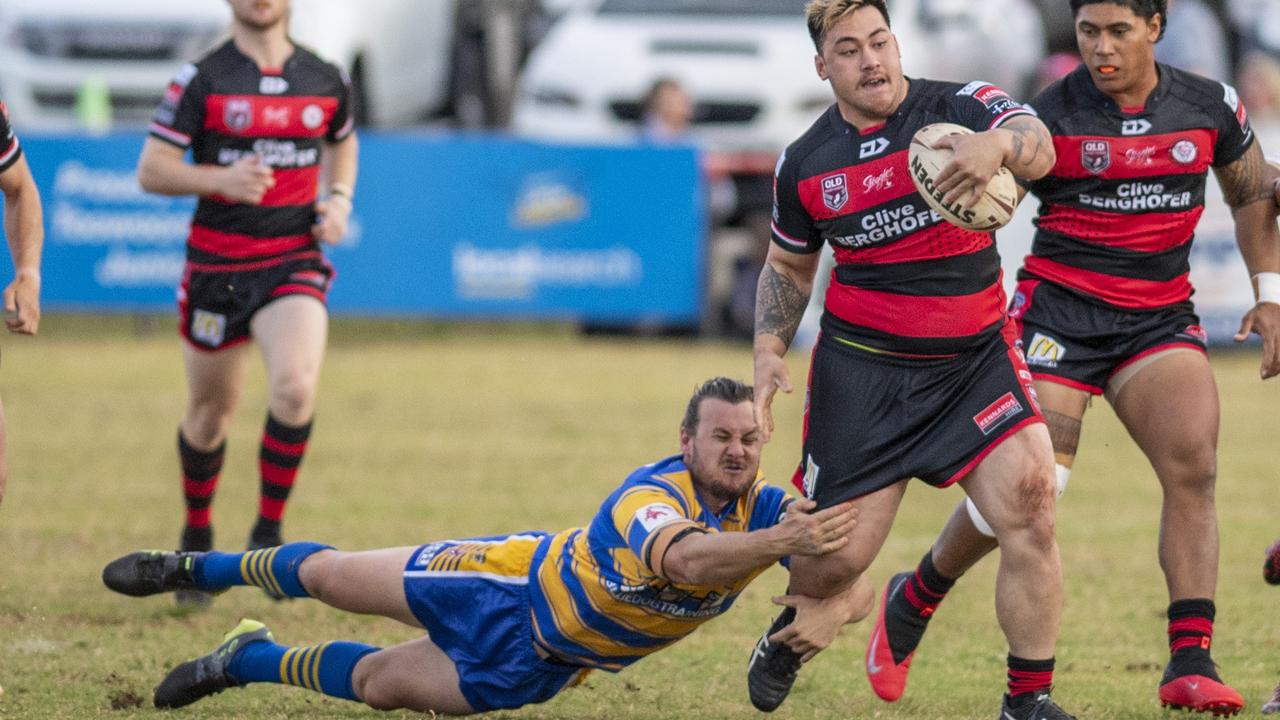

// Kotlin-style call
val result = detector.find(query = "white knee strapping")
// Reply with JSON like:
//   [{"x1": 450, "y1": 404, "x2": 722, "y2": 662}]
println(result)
[{"x1": 965, "y1": 464, "x2": 1071, "y2": 539}]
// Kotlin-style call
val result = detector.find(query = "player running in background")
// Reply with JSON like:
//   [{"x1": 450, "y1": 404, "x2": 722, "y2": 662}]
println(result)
[
  {"x1": 743, "y1": 2, "x2": 1076, "y2": 719},
  {"x1": 102, "y1": 378, "x2": 873, "y2": 714},
  {"x1": 137, "y1": 0, "x2": 357, "y2": 606},
  {"x1": 865, "y1": 1, "x2": 1280, "y2": 716},
  {"x1": 0, "y1": 98, "x2": 43, "y2": 512}
]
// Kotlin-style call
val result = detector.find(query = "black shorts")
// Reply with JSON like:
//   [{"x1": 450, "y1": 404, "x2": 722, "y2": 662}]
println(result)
[
  {"x1": 1009, "y1": 279, "x2": 1208, "y2": 395},
  {"x1": 790, "y1": 319, "x2": 1043, "y2": 508},
  {"x1": 178, "y1": 253, "x2": 334, "y2": 351}
]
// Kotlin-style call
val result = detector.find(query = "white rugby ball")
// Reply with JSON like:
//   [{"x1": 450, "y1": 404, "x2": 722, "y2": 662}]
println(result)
[{"x1": 908, "y1": 122, "x2": 1018, "y2": 232}]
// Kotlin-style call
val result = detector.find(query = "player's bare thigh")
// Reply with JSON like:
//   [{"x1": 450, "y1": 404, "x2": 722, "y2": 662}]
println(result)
[
  {"x1": 352, "y1": 636, "x2": 474, "y2": 714},
  {"x1": 788, "y1": 479, "x2": 909, "y2": 597},
  {"x1": 1107, "y1": 348, "x2": 1218, "y2": 477},
  {"x1": 250, "y1": 295, "x2": 328, "y2": 421},
  {"x1": 299, "y1": 547, "x2": 422, "y2": 628},
  {"x1": 959, "y1": 422, "x2": 1056, "y2": 538}
]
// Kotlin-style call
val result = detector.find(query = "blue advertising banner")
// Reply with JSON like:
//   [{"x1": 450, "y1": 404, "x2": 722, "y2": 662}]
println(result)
[{"x1": 13, "y1": 133, "x2": 705, "y2": 323}]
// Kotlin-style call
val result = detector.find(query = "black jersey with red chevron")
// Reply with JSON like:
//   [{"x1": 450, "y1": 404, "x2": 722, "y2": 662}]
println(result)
[
  {"x1": 1019, "y1": 63, "x2": 1254, "y2": 310},
  {"x1": 772, "y1": 78, "x2": 1034, "y2": 356},
  {"x1": 149, "y1": 39, "x2": 353, "y2": 268}
]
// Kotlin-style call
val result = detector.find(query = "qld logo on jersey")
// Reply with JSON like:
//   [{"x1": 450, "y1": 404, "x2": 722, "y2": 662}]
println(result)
[
  {"x1": 224, "y1": 99, "x2": 253, "y2": 133},
  {"x1": 822, "y1": 173, "x2": 849, "y2": 211},
  {"x1": 1081, "y1": 139, "x2": 1111, "y2": 175}
]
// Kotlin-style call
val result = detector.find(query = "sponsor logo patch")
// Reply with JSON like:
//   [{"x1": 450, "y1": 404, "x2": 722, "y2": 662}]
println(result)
[
  {"x1": 1081, "y1": 139, "x2": 1111, "y2": 174},
  {"x1": 635, "y1": 503, "x2": 681, "y2": 532},
  {"x1": 1180, "y1": 324, "x2": 1208, "y2": 343},
  {"x1": 957, "y1": 80, "x2": 992, "y2": 97},
  {"x1": 190, "y1": 309, "x2": 227, "y2": 347},
  {"x1": 822, "y1": 173, "x2": 849, "y2": 211},
  {"x1": 802, "y1": 454, "x2": 820, "y2": 499},
  {"x1": 1025, "y1": 332, "x2": 1066, "y2": 367},
  {"x1": 862, "y1": 167, "x2": 895, "y2": 193},
  {"x1": 1171, "y1": 139, "x2": 1198, "y2": 164},
  {"x1": 263, "y1": 105, "x2": 291, "y2": 128},
  {"x1": 1121, "y1": 118, "x2": 1152, "y2": 136},
  {"x1": 973, "y1": 84, "x2": 1010, "y2": 107},
  {"x1": 973, "y1": 392, "x2": 1023, "y2": 436},
  {"x1": 260, "y1": 75, "x2": 289, "y2": 95},
  {"x1": 1125, "y1": 146, "x2": 1156, "y2": 166},
  {"x1": 859, "y1": 137, "x2": 890, "y2": 159},
  {"x1": 302, "y1": 103, "x2": 325, "y2": 130}
]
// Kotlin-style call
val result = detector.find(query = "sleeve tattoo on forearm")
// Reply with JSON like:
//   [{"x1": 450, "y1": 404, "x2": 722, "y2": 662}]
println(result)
[
  {"x1": 755, "y1": 263, "x2": 809, "y2": 348},
  {"x1": 1219, "y1": 144, "x2": 1273, "y2": 210}
]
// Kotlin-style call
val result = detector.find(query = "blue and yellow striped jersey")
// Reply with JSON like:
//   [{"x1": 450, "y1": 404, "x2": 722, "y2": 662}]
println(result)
[{"x1": 528, "y1": 454, "x2": 791, "y2": 671}]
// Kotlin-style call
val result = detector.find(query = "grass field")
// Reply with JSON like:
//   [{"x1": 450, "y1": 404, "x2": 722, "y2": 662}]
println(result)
[{"x1": 0, "y1": 316, "x2": 1277, "y2": 719}]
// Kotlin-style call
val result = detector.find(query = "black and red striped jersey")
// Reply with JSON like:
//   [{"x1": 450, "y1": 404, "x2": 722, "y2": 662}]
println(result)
[
  {"x1": 149, "y1": 39, "x2": 354, "y2": 267},
  {"x1": 772, "y1": 78, "x2": 1035, "y2": 356},
  {"x1": 0, "y1": 99, "x2": 22, "y2": 173},
  {"x1": 1019, "y1": 63, "x2": 1254, "y2": 310}
]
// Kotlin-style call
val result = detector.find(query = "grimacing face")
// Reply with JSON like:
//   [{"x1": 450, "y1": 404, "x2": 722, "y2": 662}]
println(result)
[
  {"x1": 814, "y1": 5, "x2": 907, "y2": 126},
  {"x1": 1074, "y1": 2, "x2": 1161, "y2": 98},
  {"x1": 680, "y1": 399, "x2": 761, "y2": 510},
  {"x1": 227, "y1": 0, "x2": 289, "y2": 31}
]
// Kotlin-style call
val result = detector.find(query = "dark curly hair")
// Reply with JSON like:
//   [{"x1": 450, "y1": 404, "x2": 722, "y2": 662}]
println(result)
[{"x1": 1070, "y1": 0, "x2": 1167, "y2": 42}]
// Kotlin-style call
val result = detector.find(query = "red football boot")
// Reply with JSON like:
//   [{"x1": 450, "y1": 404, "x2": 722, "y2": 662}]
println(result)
[
  {"x1": 865, "y1": 573, "x2": 917, "y2": 702},
  {"x1": 1159, "y1": 674, "x2": 1245, "y2": 716}
]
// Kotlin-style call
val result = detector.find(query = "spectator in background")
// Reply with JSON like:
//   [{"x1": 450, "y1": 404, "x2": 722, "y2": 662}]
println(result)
[
  {"x1": 0, "y1": 98, "x2": 43, "y2": 512},
  {"x1": 1239, "y1": 51, "x2": 1280, "y2": 122},
  {"x1": 1031, "y1": 51, "x2": 1083, "y2": 95},
  {"x1": 1156, "y1": 0, "x2": 1231, "y2": 79},
  {"x1": 641, "y1": 77, "x2": 695, "y2": 142},
  {"x1": 636, "y1": 77, "x2": 760, "y2": 338}
]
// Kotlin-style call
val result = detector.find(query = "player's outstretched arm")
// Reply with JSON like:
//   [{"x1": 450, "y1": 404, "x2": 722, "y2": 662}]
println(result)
[
  {"x1": 1218, "y1": 142, "x2": 1280, "y2": 378},
  {"x1": 656, "y1": 499, "x2": 857, "y2": 587},
  {"x1": 0, "y1": 154, "x2": 42, "y2": 335},
  {"x1": 753, "y1": 244, "x2": 820, "y2": 441},
  {"x1": 137, "y1": 137, "x2": 275, "y2": 204}
]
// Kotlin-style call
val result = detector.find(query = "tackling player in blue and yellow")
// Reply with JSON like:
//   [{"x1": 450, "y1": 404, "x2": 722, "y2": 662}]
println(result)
[{"x1": 102, "y1": 377, "x2": 873, "y2": 714}]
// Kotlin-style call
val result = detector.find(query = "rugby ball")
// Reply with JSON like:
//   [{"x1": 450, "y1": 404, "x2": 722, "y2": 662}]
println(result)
[{"x1": 908, "y1": 122, "x2": 1018, "y2": 232}]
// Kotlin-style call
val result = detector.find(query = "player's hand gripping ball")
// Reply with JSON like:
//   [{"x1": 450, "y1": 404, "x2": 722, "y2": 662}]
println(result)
[{"x1": 908, "y1": 122, "x2": 1018, "y2": 232}]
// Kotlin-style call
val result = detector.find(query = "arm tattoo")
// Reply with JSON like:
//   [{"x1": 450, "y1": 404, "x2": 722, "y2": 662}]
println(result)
[
  {"x1": 1002, "y1": 118, "x2": 1048, "y2": 173},
  {"x1": 755, "y1": 263, "x2": 809, "y2": 348},
  {"x1": 1042, "y1": 409, "x2": 1082, "y2": 458},
  {"x1": 1217, "y1": 143, "x2": 1273, "y2": 210}
]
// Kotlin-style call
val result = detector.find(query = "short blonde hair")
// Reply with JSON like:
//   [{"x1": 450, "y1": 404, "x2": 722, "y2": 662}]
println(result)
[{"x1": 804, "y1": 0, "x2": 891, "y2": 51}]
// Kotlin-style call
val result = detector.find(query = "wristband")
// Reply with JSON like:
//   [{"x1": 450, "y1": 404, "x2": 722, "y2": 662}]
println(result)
[
  {"x1": 329, "y1": 183, "x2": 353, "y2": 200},
  {"x1": 1255, "y1": 272, "x2": 1280, "y2": 305}
]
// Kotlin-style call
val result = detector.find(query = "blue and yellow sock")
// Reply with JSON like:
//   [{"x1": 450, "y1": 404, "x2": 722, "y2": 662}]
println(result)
[
  {"x1": 227, "y1": 638, "x2": 379, "y2": 701},
  {"x1": 192, "y1": 541, "x2": 331, "y2": 597}
]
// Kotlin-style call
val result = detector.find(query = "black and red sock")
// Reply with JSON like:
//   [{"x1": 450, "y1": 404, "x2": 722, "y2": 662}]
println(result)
[
  {"x1": 885, "y1": 551, "x2": 957, "y2": 661},
  {"x1": 179, "y1": 430, "x2": 225, "y2": 548},
  {"x1": 256, "y1": 414, "x2": 312, "y2": 536},
  {"x1": 1007, "y1": 655, "x2": 1054, "y2": 702},
  {"x1": 1165, "y1": 598, "x2": 1218, "y2": 680}
]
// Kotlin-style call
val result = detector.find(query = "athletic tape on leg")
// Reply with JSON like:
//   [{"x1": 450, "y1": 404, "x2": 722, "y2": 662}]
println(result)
[{"x1": 966, "y1": 465, "x2": 1071, "y2": 539}]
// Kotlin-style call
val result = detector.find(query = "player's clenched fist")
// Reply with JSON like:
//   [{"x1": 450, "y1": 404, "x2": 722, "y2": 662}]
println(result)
[
  {"x1": 219, "y1": 155, "x2": 275, "y2": 205},
  {"x1": 774, "y1": 499, "x2": 858, "y2": 556}
]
